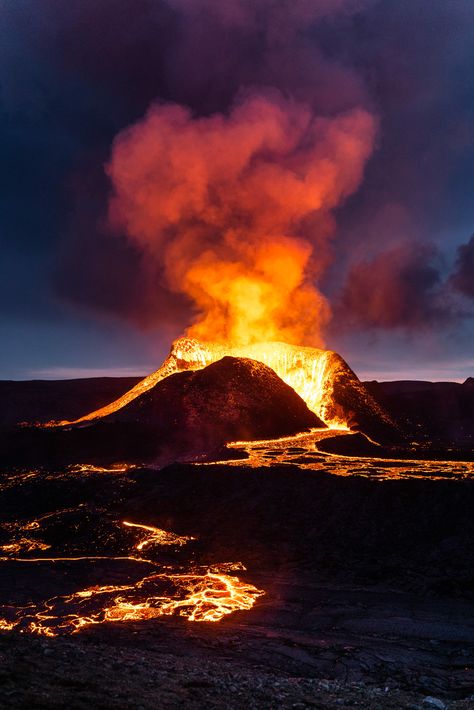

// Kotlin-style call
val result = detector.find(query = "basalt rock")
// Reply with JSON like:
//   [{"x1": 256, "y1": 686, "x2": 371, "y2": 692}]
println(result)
[
  {"x1": 365, "y1": 379, "x2": 474, "y2": 447},
  {"x1": 70, "y1": 337, "x2": 400, "y2": 444},
  {"x1": 100, "y1": 355, "x2": 324, "y2": 461},
  {"x1": 0, "y1": 357, "x2": 323, "y2": 466}
]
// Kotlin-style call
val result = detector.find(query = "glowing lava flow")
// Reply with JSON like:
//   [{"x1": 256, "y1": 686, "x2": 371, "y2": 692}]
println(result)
[
  {"x1": 0, "y1": 539, "x2": 50, "y2": 554},
  {"x1": 209, "y1": 430, "x2": 474, "y2": 480},
  {"x1": 102, "y1": 572, "x2": 264, "y2": 624},
  {"x1": 0, "y1": 568, "x2": 264, "y2": 635},
  {"x1": 0, "y1": 515, "x2": 264, "y2": 636},
  {"x1": 123, "y1": 521, "x2": 194, "y2": 549},
  {"x1": 69, "y1": 463, "x2": 136, "y2": 474},
  {"x1": 58, "y1": 338, "x2": 363, "y2": 428},
  {"x1": 0, "y1": 618, "x2": 17, "y2": 631}
]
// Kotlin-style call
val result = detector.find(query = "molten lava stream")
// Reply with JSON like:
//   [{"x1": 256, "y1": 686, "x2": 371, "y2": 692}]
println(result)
[
  {"x1": 0, "y1": 514, "x2": 264, "y2": 636},
  {"x1": 122, "y1": 520, "x2": 194, "y2": 550},
  {"x1": 103, "y1": 572, "x2": 264, "y2": 624},
  {"x1": 0, "y1": 569, "x2": 264, "y2": 636}
]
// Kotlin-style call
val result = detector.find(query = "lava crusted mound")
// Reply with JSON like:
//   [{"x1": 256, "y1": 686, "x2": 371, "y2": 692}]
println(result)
[
  {"x1": 102, "y1": 356, "x2": 324, "y2": 457},
  {"x1": 1, "y1": 357, "x2": 323, "y2": 466},
  {"x1": 67, "y1": 338, "x2": 399, "y2": 445},
  {"x1": 316, "y1": 432, "x2": 390, "y2": 458}
]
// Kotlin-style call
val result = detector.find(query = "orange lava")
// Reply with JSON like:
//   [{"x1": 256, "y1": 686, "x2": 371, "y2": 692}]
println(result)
[
  {"x1": 69, "y1": 463, "x2": 136, "y2": 474},
  {"x1": 103, "y1": 572, "x2": 264, "y2": 624},
  {"x1": 211, "y1": 430, "x2": 474, "y2": 481},
  {"x1": 60, "y1": 338, "x2": 351, "y2": 428},
  {"x1": 122, "y1": 521, "x2": 194, "y2": 549},
  {"x1": 0, "y1": 539, "x2": 50, "y2": 554},
  {"x1": 0, "y1": 618, "x2": 16, "y2": 632},
  {"x1": 0, "y1": 569, "x2": 264, "y2": 636}
]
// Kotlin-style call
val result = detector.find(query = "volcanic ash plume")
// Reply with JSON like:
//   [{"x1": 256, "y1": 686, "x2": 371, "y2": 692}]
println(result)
[{"x1": 106, "y1": 90, "x2": 376, "y2": 346}]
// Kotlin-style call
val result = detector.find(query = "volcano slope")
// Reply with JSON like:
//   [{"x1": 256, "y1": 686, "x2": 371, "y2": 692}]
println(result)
[
  {"x1": 96, "y1": 355, "x2": 324, "y2": 463},
  {"x1": 66, "y1": 337, "x2": 399, "y2": 444},
  {"x1": 1, "y1": 357, "x2": 323, "y2": 466}
]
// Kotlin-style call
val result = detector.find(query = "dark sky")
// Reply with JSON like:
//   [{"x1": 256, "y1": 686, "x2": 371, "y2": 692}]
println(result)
[{"x1": 1, "y1": 0, "x2": 474, "y2": 381}]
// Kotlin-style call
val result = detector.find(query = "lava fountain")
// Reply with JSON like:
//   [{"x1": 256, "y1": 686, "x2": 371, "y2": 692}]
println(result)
[
  {"x1": 56, "y1": 335, "x2": 395, "y2": 443},
  {"x1": 49, "y1": 94, "x2": 392, "y2": 437},
  {"x1": 67, "y1": 339, "x2": 351, "y2": 427}
]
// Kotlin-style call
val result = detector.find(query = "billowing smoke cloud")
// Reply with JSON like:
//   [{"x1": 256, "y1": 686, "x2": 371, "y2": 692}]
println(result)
[
  {"x1": 4, "y1": 0, "x2": 474, "y2": 365},
  {"x1": 164, "y1": 0, "x2": 369, "y2": 116},
  {"x1": 40, "y1": 0, "x2": 375, "y2": 341},
  {"x1": 106, "y1": 90, "x2": 375, "y2": 345},
  {"x1": 97, "y1": 0, "x2": 377, "y2": 346},
  {"x1": 337, "y1": 243, "x2": 447, "y2": 329},
  {"x1": 451, "y1": 235, "x2": 474, "y2": 300}
]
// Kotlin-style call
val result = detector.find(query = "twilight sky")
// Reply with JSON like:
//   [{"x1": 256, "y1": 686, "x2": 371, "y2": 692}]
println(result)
[{"x1": 1, "y1": 0, "x2": 474, "y2": 381}]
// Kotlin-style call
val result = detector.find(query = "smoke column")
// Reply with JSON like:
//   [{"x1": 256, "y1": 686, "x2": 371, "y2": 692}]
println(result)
[{"x1": 106, "y1": 90, "x2": 376, "y2": 346}]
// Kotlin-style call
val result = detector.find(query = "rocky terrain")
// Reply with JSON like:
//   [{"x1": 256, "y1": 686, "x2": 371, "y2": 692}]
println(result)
[
  {"x1": 1, "y1": 626, "x2": 473, "y2": 710},
  {"x1": 0, "y1": 377, "x2": 141, "y2": 428},
  {"x1": 365, "y1": 379, "x2": 474, "y2": 448},
  {"x1": 0, "y1": 453, "x2": 473, "y2": 708},
  {"x1": 0, "y1": 370, "x2": 473, "y2": 708}
]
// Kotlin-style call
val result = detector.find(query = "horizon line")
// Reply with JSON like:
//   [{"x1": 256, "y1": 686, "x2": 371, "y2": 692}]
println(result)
[{"x1": 2, "y1": 365, "x2": 471, "y2": 384}]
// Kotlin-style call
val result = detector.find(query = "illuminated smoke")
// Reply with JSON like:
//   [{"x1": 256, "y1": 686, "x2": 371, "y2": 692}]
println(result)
[
  {"x1": 107, "y1": 90, "x2": 376, "y2": 346},
  {"x1": 451, "y1": 235, "x2": 474, "y2": 300},
  {"x1": 338, "y1": 243, "x2": 446, "y2": 329}
]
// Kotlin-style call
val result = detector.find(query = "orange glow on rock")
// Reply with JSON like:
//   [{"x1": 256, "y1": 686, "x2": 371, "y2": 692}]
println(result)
[
  {"x1": 122, "y1": 521, "x2": 194, "y2": 550},
  {"x1": 61, "y1": 338, "x2": 352, "y2": 428}
]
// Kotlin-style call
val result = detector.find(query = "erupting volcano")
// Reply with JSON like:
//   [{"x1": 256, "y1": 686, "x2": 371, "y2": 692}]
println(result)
[
  {"x1": 2, "y1": 89, "x2": 399, "y2": 465},
  {"x1": 36, "y1": 87, "x2": 397, "y2": 456},
  {"x1": 48, "y1": 87, "x2": 398, "y2": 452},
  {"x1": 64, "y1": 337, "x2": 396, "y2": 444},
  {"x1": 3, "y1": 2, "x2": 474, "y2": 707}
]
